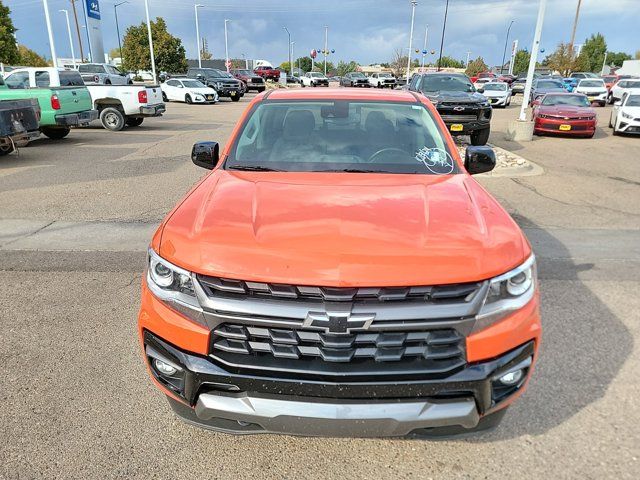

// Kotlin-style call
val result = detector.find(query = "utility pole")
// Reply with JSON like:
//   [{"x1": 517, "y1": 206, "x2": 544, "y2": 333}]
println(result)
[
  {"x1": 324, "y1": 26, "x2": 328, "y2": 75},
  {"x1": 466, "y1": 50, "x2": 471, "y2": 67},
  {"x1": 194, "y1": 4, "x2": 203, "y2": 68},
  {"x1": 437, "y1": 0, "x2": 450, "y2": 71},
  {"x1": 144, "y1": 0, "x2": 156, "y2": 82},
  {"x1": 59, "y1": 10, "x2": 76, "y2": 68},
  {"x1": 283, "y1": 26, "x2": 292, "y2": 77},
  {"x1": 500, "y1": 20, "x2": 515, "y2": 74},
  {"x1": 291, "y1": 41, "x2": 296, "y2": 75},
  {"x1": 420, "y1": 25, "x2": 429, "y2": 71},
  {"x1": 406, "y1": 0, "x2": 417, "y2": 82},
  {"x1": 519, "y1": 0, "x2": 547, "y2": 122},
  {"x1": 114, "y1": 2, "x2": 127, "y2": 64},
  {"x1": 69, "y1": 0, "x2": 84, "y2": 62},
  {"x1": 568, "y1": 0, "x2": 582, "y2": 56},
  {"x1": 42, "y1": 0, "x2": 57, "y2": 67},
  {"x1": 601, "y1": 51, "x2": 608, "y2": 75}
]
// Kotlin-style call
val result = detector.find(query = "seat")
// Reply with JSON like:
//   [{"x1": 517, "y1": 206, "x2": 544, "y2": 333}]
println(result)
[
  {"x1": 269, "y1": 110, "x2": 322, "y2": 163},
  {"x1": 364, "y1": 111, "x2": 395, "y2": 157}
]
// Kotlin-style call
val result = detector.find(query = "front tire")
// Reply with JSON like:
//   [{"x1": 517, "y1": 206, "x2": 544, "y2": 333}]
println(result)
[
  {"x1": 0, "y1": 144, "x2": 14, "y2": 156},
  {"x1": 99, "y1": 107, "x2": 125, "y2": 131},
  {"x1": 162, "y1": 92, "x2": 168, "y2": 102},
  {"x1": 41, "y1": 127, "x2": 71, "y2": 140},
  {"x1": 185, "y1": 94, "x2": 193, "y2": 104},
  {"x1": 470, "y1": 128, "x2": 491, "y2": 146},
  {"x1": 231, "y1": 95, "x2": 241, "y2": 102},
  {"x1": 126, "y1": 117, "x2": 144, "y2": 127}
]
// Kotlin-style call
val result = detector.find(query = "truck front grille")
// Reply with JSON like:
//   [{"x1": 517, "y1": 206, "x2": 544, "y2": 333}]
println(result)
[{"x1": 440, "y1": 114, "x2": 478, "y2": 122}]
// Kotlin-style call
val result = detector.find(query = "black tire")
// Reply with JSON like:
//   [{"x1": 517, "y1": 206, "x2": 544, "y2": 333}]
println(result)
[
  {"x1": 470, "y1": 128, "x2": 491, "y2": 146},
  {"x1": 162, "y1": 92, "x2": 168, "y2": 102},
  {"x1": 126, "y1": 117, "x2": 144, "y2": 127},
  {"x1": 128, "y1": 80, "x2": 134, "y2": 85},
  {"x1": 185, "y1": 94, "x2": 193, "y2": 104},
  {"x1": 231, "y1": 95, "x2": 241, "y2": 102},
  {"x1": 608, "y1": 115, "x2": 613, "y2": 128},
  {"x1": 0, "y1": 144, "x2": 14, "y2": 156},
  {"x1": 41, "y1": 127, "x2": 71, "y2": 140},
  {"x1": 105, "y1": 79, "x2": 111, "y2": 85},
  {"x1": 607, "y1": 93, "x2": 614, "y2": 105},
  {"x1": 99, "y1": 107, "x2": 125, "y2": 131},
  {"x1": 257, "y1": 87, "x2": 266, "y2": 93}
]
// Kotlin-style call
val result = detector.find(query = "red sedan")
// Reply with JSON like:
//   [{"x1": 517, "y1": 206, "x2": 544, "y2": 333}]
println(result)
[{"x1": 532, "y1": 93, "x2": 597, "y2": 138}]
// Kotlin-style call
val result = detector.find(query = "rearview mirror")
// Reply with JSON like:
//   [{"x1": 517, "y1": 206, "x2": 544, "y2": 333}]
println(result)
[
  {"x1": 191, "y1": 141, "x2": 220, "y2": 170},
  {"x1": 465, "y1": 146, "x2": 496, "y2": 175}
]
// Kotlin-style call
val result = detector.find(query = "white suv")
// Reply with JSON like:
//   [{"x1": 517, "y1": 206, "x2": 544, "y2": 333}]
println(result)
[
  {"x1": 608, "y1": 79, "x2": 640, "y2": 104},
  {"x1": 300, "y1": 72, "x2": 329, "y2": 87},
  {"x1": 609, "y1": 90, "x2": 640, "y2": 135},
  {"x1": 368, "y1": 72, "x2": 397, "y2": 88}
]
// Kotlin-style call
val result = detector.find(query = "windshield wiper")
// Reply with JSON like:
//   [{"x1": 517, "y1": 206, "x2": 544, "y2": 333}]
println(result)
[
  {"x1": 332, "y1": 168, "x2": 396, "y2": 173},
  {"x1": 228, "y1": 165, "x2": 284, "y2": 172}
]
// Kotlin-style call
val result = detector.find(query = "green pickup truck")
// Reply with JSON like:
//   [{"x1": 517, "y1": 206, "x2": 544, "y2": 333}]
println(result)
[{"x1": 0, "y1": 69, "x2": 97, "y2": 140}]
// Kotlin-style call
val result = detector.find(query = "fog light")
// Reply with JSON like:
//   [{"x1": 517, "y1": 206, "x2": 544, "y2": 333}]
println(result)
[
  {"x1": 498, "y1": 369, "x2": 524, "y2": 386},
  {"x1": 154, "y1": 358, "x2": 178, "y2": 376}
]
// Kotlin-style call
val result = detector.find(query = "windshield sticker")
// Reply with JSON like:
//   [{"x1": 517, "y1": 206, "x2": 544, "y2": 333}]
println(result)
[{"x1": 415, "y1": 147, "x2": 455, "y2": 174}]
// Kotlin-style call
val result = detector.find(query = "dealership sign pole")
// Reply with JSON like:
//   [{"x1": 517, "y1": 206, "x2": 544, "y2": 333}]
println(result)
[
  {"x1": 144, "y1": 0, "x2": 157, "y2": 83},
  {"x1": 509, "y1": 40, "x2": 518, "y2": 75},
  {"x1": 42, "y1": 0, "x2": 58, "y2": 67},
  {"x1": 519, "y1": 0, "x2": 547, "y2": 122}
]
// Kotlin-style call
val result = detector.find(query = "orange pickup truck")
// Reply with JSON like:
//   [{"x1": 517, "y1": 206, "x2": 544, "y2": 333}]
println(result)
[{"x1": 138, "y1": 88, "x2": 540, "y2": 437}]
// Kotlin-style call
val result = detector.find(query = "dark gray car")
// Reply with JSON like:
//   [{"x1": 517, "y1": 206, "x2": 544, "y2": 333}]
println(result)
[{"x1": 530, "y1": 79, "x2": 566, "y2": 105}]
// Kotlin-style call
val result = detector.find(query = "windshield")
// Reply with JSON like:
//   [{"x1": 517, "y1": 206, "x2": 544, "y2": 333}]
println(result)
[
  {"x1": 379, "y1": 73, "x2": 392, "y2": 78},
  {"x1": 227, "y1": 101, "x2": 458, "y2": 175},
  {"x1": 421, "y1": 75, "x2": 473, "y2": 93},
  {"x1": 624, "y1": 81, "x2": 640, "y2": 88},
  {"x1": 351, "y1": 72, "x2": 365, "y2": 78},
  {"x1": 483, "y1": 83, "x2": 507, "y2": 91},
  {"x1": 579, "y1": 80, "x2": 605, "y2": 87},
  {"x1": 310, "y1": 73, "x2": 324, "y2": 78},
  {"x1": 202, "y1": 69, "x2": 222, "y2": 77},
  {"x1": 603, "y1": 76, "x2": 617, "y2": 82},
  {"x1": 626, "y1": 95, "x2": 640, "y2": 107},
  {"x1": 183, "y1": 80, "x2": 206, "y2": 88},
  {"x1": 536, "y1": 80, "x2": 564, "y2": 89},
  {"x1": 541, "y1": 94, "x2": 590, "y2": 107}
]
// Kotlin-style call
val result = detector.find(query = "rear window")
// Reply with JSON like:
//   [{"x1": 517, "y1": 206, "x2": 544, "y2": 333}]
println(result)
[
  {"x1": 228, "y1": 100, "x2": 458, "y2": 175},
  {"x1": 79, "y1": 64, "x2": 104, "y2": 73},
  {"x1": 59, "y1": 71, "x2": 84, "y2": 86},
  {"x1": 536, "y1": 80, "x2": 563, "y2": 89},
  {"x1": 579, "y1": 80, "x2": 605, "y2": 88}
]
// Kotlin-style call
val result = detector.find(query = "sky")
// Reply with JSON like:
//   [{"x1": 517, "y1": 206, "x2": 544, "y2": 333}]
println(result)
[{"x1": 5, "y1": 0, "x2": 640, "y2": 67}]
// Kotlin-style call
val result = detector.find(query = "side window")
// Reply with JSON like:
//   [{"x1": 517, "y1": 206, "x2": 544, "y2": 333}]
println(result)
[
  {"x1": 4, "y1": 72, "x2": 30, "y2": 89},
  {"x1": 35, "y1": 71, "x2": 50, "y2": 87},
  {"x1": 619, "y1": 81, "x2": 627, "y2": 88},
  {"x1": 78, "y1": 64, "x2": 88, "y2": 73},
  {"x1": 409, "y1": 74, "x2": 420, "y2": 90},
  {"x1": 166, "y1": 80, "x2": 178, "y2": 87}
]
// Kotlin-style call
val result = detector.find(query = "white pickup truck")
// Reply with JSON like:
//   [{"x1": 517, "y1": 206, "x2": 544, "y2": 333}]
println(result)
[{"x1": 6, "y1": 67, "x2": 165, "y2": 131}]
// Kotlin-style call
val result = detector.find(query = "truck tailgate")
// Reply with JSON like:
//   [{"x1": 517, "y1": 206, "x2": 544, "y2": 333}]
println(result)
[
  {"x1": 145, "y1": 86, "x2": 163, "y2": 104},
  {"x1": 53, "y1": 87, "x2": 93, "y2": 114}
]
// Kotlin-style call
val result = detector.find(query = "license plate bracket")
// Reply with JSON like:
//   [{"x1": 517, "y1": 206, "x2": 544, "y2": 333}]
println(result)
[
  {"x1": 450, "y1": 124, "x2": 464, "y2": 132},
  {"x1": 559, "y1": 124, "x2": 572, "y2": 131}
]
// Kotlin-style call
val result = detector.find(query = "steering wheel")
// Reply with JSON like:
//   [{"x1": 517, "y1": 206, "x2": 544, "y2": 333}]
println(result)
[{"x1": 366, "y1": 147, "x2": 411, "y2": 163}]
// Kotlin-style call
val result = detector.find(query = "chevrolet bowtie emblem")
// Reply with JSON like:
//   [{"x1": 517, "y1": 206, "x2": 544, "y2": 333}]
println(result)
[{"x1": 303, "y1": 311, "x2": 376, "y2": 334}]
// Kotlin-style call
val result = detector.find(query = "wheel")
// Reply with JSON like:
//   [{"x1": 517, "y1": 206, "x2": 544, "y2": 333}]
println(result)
[
  {"x1": 99, "y1": 107, "x2": 125, "y2": 131},
  {"x1": 470, "y1": 128, "x2": 490, "y2": 146},
  {"x1": 126, "y1": 117, "x2": 144, "y2": 127},
  {"x1": 105, "y1": 79, "x2": 111, "y2": 85},
  {"x1": 41, "y1": 127, "x2": 71, "y2": 140},
  {"x1": 231, "y1": 95, "x2": 241, "y2": 102},
  {"x1": 607, "y1": 93, "x2": 614, "y2": 105},
  {"x1": 185, "y1": 94, "x2": 193, "y2": 104},
  {"x1": 612, "y1": 122, "x2": 620, "y2": 136},
  {"x1": 128, "y1": 80, "x2": 133, "y2": 85},
  {"x1": 162, "y1": 92, "x2": 168, "y2": 102},
  {"x1": 609, "y1": 115, "x2": 613, "y2": 128},
  {"x1": 0, "y1": 144, "x2": 14, "y2": 156},
  {"x1": 257, "y1": 87, "x2": 265, "y2": 93}
]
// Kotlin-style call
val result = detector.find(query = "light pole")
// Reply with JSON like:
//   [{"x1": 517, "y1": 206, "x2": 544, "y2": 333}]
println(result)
[
  {"x1": 437, "y1": 0, "x2": 450, "y2": 71},
  {"x1": 420, "y1": 24, "x2": 429, "y2": 71},
  {"x1": 324, "y1": 26, "x2": 328, "y2": 75},
  {"x1": 144, "y1": 0, "x2": 157, "y2": 82},
  {"x1": 406, "y1": 0, "x2": 417, "y2": 81},
  {"x1": 59, "y1": 9, "x2": 76, "y2": 68},
  {"x1": 224, "y1": 19, "x2": 231, "y2": 72},
  {"x1": 291, "y1": 41, "x2": 296, "y2": 75},
  {"x1": 194, "y1": 4, "x2": 203, "y2": 68},
  {"x1": 508, "y1": 40, "x2": 518, "y2": 75},
  {"x1": 283, "y1": 27, "x2": 292, "y2": 77},
  {"x1": 466, "y1": 50, "x2": 471, "y2": 67},
  {"x1": 42, "y1": 0, "x2": 57, "y2": 67},
  {"x1": 114, "y1": 1, "x2": 127, "y2": 65},
  {"x1": 500, "y1": 20, "x2": 515, "y2": 74},
  {"x1": 241, "y1": 53, "x2": 248, "y2": 69},
  {"x1": 519, "y1": 0, "x2": 547, "y2": 122}
]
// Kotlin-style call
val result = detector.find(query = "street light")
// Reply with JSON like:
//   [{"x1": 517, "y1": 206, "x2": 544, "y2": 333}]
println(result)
[
  {"x1": 59, "y1": 9, "x2": 76, "y2": 68},
  {"x1": 500, "y1": 20, "x2": 515, "y2": 74},
  {"x1": 437, "y1": 0, "x2": 450, "y2": 71},
  {"x1": 224, "y1": 19, "x2": 231, "y2": 72},
  {"x1": 406, "y1": 1, "x2": 417, "y2": 82},
  {"x1": 291, "y1": 41, "x2": 296, "y2": 75},
  {"x1": 42, "y1": 0, "x2": 57, "y2": 68},
  {"x1": 194, "y1": 4, "x2": 203, "y2": 68},
  {"x1": 143, "y1": 0, "x2": 157, "y2": 82},
  {"x1": 114, "y1": 1, "x2": 127, "y2": 65},
  {"x1": 283, "y1": 26, "x2": 292, "y2": 77},
  {"x1": 324, "y1": 26, "x2": 328, "y2": 75},
  {"x1": 420, "y1": 24, "x2": 429, "y2": 71}
]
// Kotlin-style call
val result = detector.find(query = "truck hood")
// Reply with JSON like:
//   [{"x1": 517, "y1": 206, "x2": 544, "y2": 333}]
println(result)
[
  {"x1": 538, "y1": 105, "x2": 595, "y2": 117},
  {"x1": 158, "y1": 171, "x2": 529, "y2": 286},
  {"x1": 423, "y1": 91, "x2": 487, "y2": 104}
]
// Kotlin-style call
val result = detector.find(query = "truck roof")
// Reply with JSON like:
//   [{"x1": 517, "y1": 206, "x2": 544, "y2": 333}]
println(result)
[{"x1": 262, "y1": 88, "x2": 418, "y2": 102}]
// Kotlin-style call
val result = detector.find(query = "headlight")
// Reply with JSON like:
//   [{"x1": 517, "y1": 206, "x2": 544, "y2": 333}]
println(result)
[
  {"x1": 194, "y1": 94, "x2": 204, "y2": 100},
  {"x1": 622, "y1": 111, "x2": 633, "y2": 119},
  {"x1": 147, "y1": 249, "x2": 205, "y2": 325},
  {"x1": 473, "y1": 255, "x2": 537, "y2": 333}
]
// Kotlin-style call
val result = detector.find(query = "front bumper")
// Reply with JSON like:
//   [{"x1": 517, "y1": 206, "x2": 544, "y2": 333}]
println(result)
[
  {"x1": 139, "y1": 103, "x2": 166, "y2": 116},
  {"x1": 487, "y1": 96, "x2": 508, "y2": 106},
  {"x1": 534, "y1": 117, "x2": 596, "y2": 136},
  {"x1": 616, "y1": 118, "x2": 640, "y2": 134},
  {"x1": 55, "y1": 109, "x2": 98, "y2": 126},
  {"x1": 143, "y1": 330, "x2": 535, "y2": 437},
  {"x1": 443, "y1": 120, "x2": 491, "y2": 136}
]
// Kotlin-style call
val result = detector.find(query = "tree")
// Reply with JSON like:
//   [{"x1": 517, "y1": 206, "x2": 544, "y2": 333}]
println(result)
[
  {"x1": 437, "y1": 56, "x2": 465, "y2": 69},
  {"x1": 607, "y1": 51, "x2": 632, "y2": 67},
  {"x1": 109, "y1": 48, "x2": 121, "y2": 59},
  {"x1": 389, "y1": 49, "x2": 408, "y2": 78},
  {"x1": 636, "y1": 50, "x2": 640, "y2": 60},
  {"x1": 574, "y1": 33, "x2": 607, "y2": 72},
  {"x1": 465, "y1": 57, "x2": 489, "y2": 77},
  {"x1": 295, "y1": 57, "x2": 313, "y2": 73},
  {"x1": 335, "y1": 60, "x2": 359, "y2": 76},
  {"x1": 512, "y1": 49, "x2": 531, "y2": 76},
  {"x1": 200, "y1": 38, "x2": 212, "y2": 60},
  {"x1": 544, "y1": 42, "x2": 576, "y2": 76},
  {"x1": 17, "y1": 45, "x2": 48, "y2": 67},
  {"x1": 121, "y1": 17, "x2": 187, "y2": 74},
  {"x1": 0, "y1": 1, "x2": 20, "y2": 64}
]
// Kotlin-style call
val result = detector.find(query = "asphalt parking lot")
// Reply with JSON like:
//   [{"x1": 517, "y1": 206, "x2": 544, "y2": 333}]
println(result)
[{"x1": 1, "y1": 90, "x2": 639, "y2": 479}]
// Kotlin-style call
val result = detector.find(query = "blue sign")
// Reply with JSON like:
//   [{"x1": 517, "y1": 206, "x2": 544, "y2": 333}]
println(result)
[{"x1": 86, "y1": 0, "x2": 101, "y2": 20}]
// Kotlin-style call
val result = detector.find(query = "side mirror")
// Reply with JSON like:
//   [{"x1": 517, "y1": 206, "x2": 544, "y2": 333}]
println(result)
[
  {"x1": 465, "y1": 146, "x2": 496, "y2": 175},
  {"x1": 191, "y1": 141, "x2": 220, "y2": 170}
]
